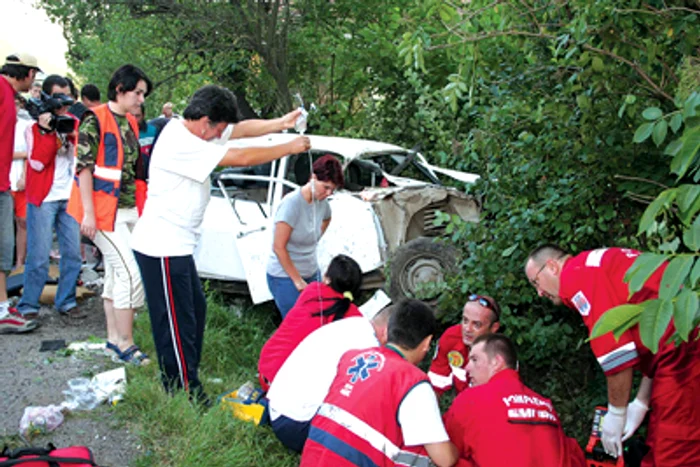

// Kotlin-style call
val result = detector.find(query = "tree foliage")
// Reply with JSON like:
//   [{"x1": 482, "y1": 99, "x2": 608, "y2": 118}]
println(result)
[{"x1": 40, "y1": 0, "x2": 699, "y2": 444}]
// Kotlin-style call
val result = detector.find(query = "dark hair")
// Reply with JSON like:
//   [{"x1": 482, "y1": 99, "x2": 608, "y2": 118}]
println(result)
[
  {"x1": 310, "y1": 255, "x2": 363, "y2": 322},
  {"x1": 313, "y1": 154, "x2": 344, "y2": 187},
  {"x1": 81, "y1": 83, "x2": 101, "y2": 102},
  {"x1": 42, "y1": 75, "x2": 69, "y2": 95},
  {"x1": 107, "y1": 64, "x2": 152, "y2": 101},
  {"x1": 65, "y1": 77, "x2": 78, "y2": 99},
  {"x1": 387, "y1": 299, "x2": 437, "y2": 349},
  {"x1": 183, "y1": 85, "x2": 240, "y2": 124},
  {"x1": 526, "y1": 244, "x2": 568, "y2": 268},
  {"x1": 472, "y1": 334, "x2": 518, "y2": 370},
  {"x1": 0, "y1": 65, "x2": 33, "y2": 80}
]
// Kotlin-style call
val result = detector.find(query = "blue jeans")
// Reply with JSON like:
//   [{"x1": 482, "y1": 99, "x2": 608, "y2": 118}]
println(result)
[
  {"x1": 267, "y1": 270, "x2": 319, "y2": 319},
  {"x1": 271, "y1": 413, "x2": 311, "y2": 453},
  {"x1": 18, "y1": 200, "x2": 81, "y2": 314}
]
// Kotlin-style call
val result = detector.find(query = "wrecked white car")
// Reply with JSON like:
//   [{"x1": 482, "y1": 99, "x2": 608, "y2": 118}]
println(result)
[{"x1": 194, "y1": 134, "x2": 481, "y2": 304}]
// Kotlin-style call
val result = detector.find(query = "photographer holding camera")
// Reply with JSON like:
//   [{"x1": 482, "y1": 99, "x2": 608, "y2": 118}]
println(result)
[{"x1": 16, "y1": 75, "x2": 84, "y2": 321}]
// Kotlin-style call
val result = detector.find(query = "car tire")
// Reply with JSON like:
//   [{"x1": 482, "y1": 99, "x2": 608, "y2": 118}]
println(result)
[{"x1": 388, "y1": 237, "x2": 458, "y2": 303}]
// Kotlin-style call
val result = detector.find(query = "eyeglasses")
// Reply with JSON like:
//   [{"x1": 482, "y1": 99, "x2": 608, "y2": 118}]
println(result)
[
  {"x1": 468, "y1": 294, "x2": 500, "y2": 320},
  {"x1": 530, "y1": 262, "x2": 548, "y2": 288}
]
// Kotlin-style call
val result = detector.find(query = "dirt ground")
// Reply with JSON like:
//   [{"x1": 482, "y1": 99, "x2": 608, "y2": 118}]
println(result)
[{"x1": 0, "y1": 290, "x2": 142, "y2": 466}]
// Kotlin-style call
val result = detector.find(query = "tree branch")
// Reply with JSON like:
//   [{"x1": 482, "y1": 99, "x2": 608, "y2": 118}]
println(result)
[{"x1": 614, "y1": 175, "x2": 670, "y2": 190}]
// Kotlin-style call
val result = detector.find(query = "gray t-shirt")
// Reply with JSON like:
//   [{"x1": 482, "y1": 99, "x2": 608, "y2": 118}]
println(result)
[{"x1": 267, "y1": 189, "x2": 332, "y2": 278}]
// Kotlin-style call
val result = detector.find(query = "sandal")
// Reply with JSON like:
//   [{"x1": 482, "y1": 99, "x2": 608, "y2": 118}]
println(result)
[
  {"x1": 118, "y1": 345, "x2": 151, "y2": 367},
  {"x1": 105, "y1": 341, "x2": 121, "y2": 360}
]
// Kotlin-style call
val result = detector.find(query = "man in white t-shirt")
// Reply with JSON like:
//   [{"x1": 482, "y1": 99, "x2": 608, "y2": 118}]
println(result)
[
  {"x1": 267, "y1": 305, "x2": 394, "y2": 452},
  {"x1": 130, "y1": 85, "x2": 309, "y2": 403}
]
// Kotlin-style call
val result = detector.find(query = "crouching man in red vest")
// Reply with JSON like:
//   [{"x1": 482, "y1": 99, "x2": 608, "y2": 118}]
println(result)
[
  {"x1": 444, "y1": 334, "x2": 585, "y2": 467},
  {"x1": 300, "y1": 298, "x2": 459, "y2": 467}
]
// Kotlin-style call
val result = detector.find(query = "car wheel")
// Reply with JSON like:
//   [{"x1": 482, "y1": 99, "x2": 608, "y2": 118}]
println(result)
[{"x1": 388, "y1": 237, "x2": 458, "y2": 303}]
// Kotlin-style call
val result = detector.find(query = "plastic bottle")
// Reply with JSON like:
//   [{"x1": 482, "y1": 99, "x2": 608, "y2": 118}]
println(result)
[
  {"x1": 294, "y1": 107, "x2": 308, "y2": 134},
  {"x1": 236, "y1": 381, "x2": 255, "y2": 402}
]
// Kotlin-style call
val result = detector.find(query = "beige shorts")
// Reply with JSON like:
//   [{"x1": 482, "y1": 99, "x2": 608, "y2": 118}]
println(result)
[{"x1": 93, "y1": 208, "x2": 145, "y2": 309}]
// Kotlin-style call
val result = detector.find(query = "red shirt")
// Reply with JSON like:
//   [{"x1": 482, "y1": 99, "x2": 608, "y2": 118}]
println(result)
[
  {"x1": 428, "y1": 324, "x2": 470, "y2": 396},
  {"x1": 444, "y1": 369, "x2": 585, "y2": 467},
  {"x1": 258, "y1": 282, "x2": 362, "y2": 386},
  {"x1": 558, "y1": 247, "x2": 686, "y2": 377},
  {"x1": 0, "y1": 77, "x2": 17, "y2": 192}
]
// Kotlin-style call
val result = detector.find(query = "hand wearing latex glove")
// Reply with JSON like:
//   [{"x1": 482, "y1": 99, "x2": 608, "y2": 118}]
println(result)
[
  {"x1": 601, "y1": 404, "x2": 626, "y2": 458},
  {"x1": 622, "y1": 398, "x2": 649, "y2": 441}
]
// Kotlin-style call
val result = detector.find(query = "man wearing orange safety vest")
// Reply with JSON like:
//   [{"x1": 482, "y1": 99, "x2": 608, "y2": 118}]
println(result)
[{"x1": 67, "y1": 64, "x2": 152, "y2": 366}]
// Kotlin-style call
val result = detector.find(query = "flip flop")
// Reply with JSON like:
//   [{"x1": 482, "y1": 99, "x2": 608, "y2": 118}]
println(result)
[{"x1": 118, "y1": 345, "x2": 151, "y2": 367}]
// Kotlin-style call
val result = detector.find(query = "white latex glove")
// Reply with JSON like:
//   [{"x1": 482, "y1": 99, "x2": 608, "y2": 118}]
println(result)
[
  {"x1": 601, "y1": 404, "x2": 626, "y2": 458},
  {"x1": 622, "y1": 398, "x2": 649, "y2": 441}
]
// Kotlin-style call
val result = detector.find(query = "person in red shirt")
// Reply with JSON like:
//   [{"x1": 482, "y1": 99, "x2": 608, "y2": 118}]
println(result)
[
  {"x1": 0, "y1": 53, "x2": 40, "y2": 334},
  {"x1": 525, "y1": 245, "x2": 700, "y2": 466},
  {"x1": 444, "y1": 333, "x2": 585, "y2": 467},
  {"x1": 300, "y1": 299, "x2": 458, "y2": 467},
  {"x1": 428, "y1": 294, "x2": 501, "y2": 397},
  {"x1": 258, "y1": 254, "x2": 363, "y2": 391}
]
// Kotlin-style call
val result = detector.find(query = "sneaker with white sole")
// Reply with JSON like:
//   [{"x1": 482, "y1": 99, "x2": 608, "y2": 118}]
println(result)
[{"x1": 0, "y1": 308, "x2": 41, "y2": 334}]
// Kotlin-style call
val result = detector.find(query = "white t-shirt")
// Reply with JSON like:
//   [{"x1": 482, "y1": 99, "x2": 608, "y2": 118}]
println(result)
[
  {"x1": 130, "y1": 120, "x2": 230, "y2": 257},
  {"x1": 398, "y1": 381, "x2": 449, "y2": 446},
  {"x1": 267, "y1": 317, "x2": 380, "y2": 423},
  {"x1": 10, "y1": 114, "x2": 32, "y2": 191}
]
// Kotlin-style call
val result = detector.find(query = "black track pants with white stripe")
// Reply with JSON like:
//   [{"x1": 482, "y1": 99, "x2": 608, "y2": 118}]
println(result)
[{"x1": 134, "y1": 250, "x2": 206, "y2": 396}]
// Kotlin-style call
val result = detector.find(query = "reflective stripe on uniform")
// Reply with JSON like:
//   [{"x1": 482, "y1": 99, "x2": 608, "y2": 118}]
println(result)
[
  {"x1": 317, "y1": 403, "x2": 432, "y2": 466},
  {"x1": 94, "y1": 165, "x2": 122, "y2": 181},
  {"x1": 427, "y1": 371, "x2": 453, "y2": 389},
  {"x1": 597, "y1": 342, "x2": 638, "y2": 373}
]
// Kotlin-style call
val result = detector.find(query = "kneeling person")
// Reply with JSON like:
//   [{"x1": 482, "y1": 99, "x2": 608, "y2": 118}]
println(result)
[
  {"x1": 301, "y1": 299, "x2": 458, "y2": 467},
  {"x1": 444, "y1": 334, "x2": 585, "y2": 467}
]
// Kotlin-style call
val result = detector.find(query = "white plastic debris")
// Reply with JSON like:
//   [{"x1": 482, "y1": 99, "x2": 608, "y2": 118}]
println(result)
[{"x1": 359, "y1": 289, "x2": 391, "y2": 319}]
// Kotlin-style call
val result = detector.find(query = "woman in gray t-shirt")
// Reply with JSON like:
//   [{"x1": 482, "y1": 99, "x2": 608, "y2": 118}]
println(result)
[{"x1": 267, "y1": 155, "x2": 344, "y2": 318}]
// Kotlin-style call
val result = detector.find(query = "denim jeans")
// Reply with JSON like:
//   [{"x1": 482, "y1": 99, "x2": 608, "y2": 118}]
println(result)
[
  {"x1": 18, "y1": 200, "x2": 81, "y2": 314},
  {"x1": 266, "y1": 270, "x2": 320, "y2": 319},
  {"x1": 0, "y1": 191, "x2": 13, "y2": 272}
]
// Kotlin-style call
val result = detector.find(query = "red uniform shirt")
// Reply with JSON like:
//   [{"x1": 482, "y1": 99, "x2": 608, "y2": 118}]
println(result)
[
  {"x1": 258, "y1": 282, "x2": 362, "y2": 389},
  {"x1": 0, "y1": 77, "x2": 17, "y2": 192},
  {"x1": 444, "y1": 369, "x2": 585, "y2": 467},
  {"x1": 560, "y1": 248, "x2": 700, "y2": 466},
  {"x1": 301, "y1": 346, "x2": 433, "y2": 467},
  {"x1": 428, "y1": 324, "x2": 470, "y2": 396}
]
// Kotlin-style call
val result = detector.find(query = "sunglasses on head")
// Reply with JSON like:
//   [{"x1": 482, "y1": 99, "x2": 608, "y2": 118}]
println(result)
[{"x1": 468, "y1": 294, "x2": 500, "y2": 320}]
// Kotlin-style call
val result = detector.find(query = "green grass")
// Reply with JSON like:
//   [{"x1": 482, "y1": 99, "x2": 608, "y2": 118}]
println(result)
[{"x1": 117, "y1": 292, "x2": 299, "y2": 467}]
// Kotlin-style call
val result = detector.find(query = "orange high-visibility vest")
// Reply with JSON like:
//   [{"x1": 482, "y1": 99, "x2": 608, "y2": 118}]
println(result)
[{"x1": 67, "y1": 104, "x2": 139, "y2": 232}]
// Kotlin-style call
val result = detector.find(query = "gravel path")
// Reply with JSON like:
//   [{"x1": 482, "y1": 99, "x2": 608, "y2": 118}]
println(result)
[{"x1": 0, "y1": 293, "x2": 142, "y2": 467}]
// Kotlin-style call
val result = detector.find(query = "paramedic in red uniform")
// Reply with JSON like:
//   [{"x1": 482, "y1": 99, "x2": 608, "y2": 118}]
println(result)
[
  {"x1": 525, "y1": 245, "x2": 700, "y2": 466},
  {"x1": 300, "y1": 299, "x2": 458, "y2": 467},
  {"x1": 444, "y1": 333, "x2": 585, "y2": 467},
  {"x1": 428, "y1": 294, "x2": 501, "y2": 396}
]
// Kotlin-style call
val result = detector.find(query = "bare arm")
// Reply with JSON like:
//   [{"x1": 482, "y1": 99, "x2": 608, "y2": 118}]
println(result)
[
  {"x1": 13, "y1": 151, "x2": 27, "y2": 160},
  {"x1": 272, "y1": 222, "x2": 305, "y2": 290},
  {"x1": 229, "y1": 109, "x2": 301, "y2": 138},
  {"x1": 219, "y1": 137, "x2": 310, "y2": 167},
  {"x1": 76, "y1": 168, "x2": 97, "y2": 240},
  {"x1": 424, "y1": 441, "x2": 459, "y2": 467},
  {"x1": 606, "y1": 367, "x2": 634, "y2": 407},
  {"x1": 635, "y1": 376, "x2": 652, "y2": 405}
]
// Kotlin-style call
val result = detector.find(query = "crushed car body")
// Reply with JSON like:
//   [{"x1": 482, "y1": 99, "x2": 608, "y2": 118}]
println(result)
[{"x1": 193, "y1": 133, "x2": 481, "y2": 303}]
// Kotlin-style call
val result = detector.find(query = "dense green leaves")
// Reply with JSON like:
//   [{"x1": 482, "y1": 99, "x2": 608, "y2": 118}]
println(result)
[
  {"x1": 674, "y1": 289, "x2": 698, "y2": 342},
  {"x1": 639, "y1": 299, "x2": 673, "y2": 354},
  {"x1": 590, "y1": 304, "x2": 644, "y2": 340}
]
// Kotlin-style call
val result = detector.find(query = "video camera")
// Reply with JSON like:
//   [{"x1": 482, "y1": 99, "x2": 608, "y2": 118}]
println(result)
[{"x1": 25, "y1": 91, "x2": 76, "y2": 134}]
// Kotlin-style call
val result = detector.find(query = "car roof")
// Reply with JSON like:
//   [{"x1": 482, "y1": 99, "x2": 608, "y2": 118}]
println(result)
[{"x1": 226, "y1": 133, "x2": 409, "y2": 162}]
